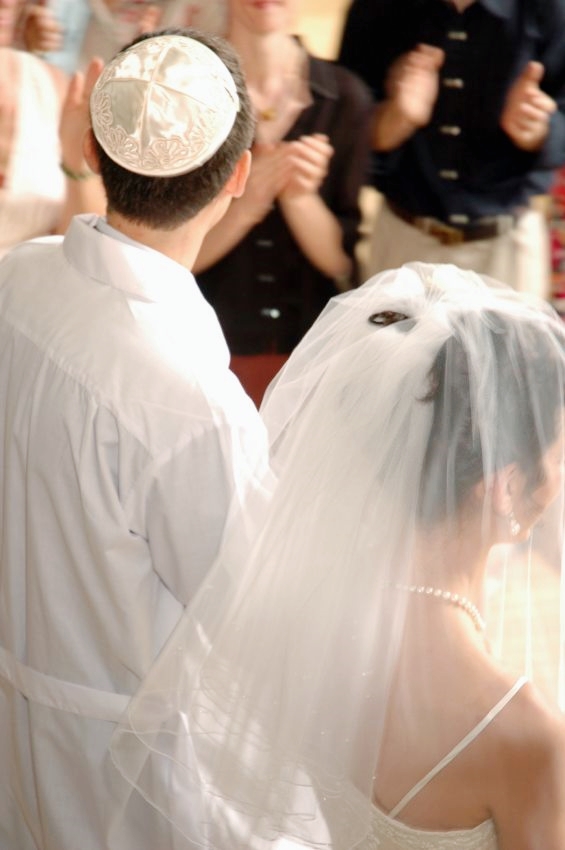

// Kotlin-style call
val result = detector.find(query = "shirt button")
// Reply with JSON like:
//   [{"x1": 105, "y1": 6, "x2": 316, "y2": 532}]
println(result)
[
  {"x1": 449, "y1": 214, "x2": 469, "y2": 224},
  {"x1": 439, "y1": 125, "x2": 462, "y2": 136},
  {"x1": 256, "y1": 239, "x2": 274, "y2": 248},
  {"x1": 447, "y1": 30, "x2": 468, "y2": 41},
  {"x1": 260, "y1": 308, "x2": 281, "y2": 319},
  {"x1": 439, "y1": 169, "x2": 459, "y2": 180},
  {"x1": 257, "y1": 273, "x2": 276, "y2": 283},
  {"x1": 443, "y1": 77, "x2": 464, "y2": 89}
]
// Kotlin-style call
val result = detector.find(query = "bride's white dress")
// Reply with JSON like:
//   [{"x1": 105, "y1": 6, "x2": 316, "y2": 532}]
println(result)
[{"x1": 365, "y1": 808, "x2": 497, "y2": 850}]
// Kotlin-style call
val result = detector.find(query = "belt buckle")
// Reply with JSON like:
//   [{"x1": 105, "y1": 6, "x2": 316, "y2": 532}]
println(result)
[{"x1": 426, "y1": 219, "x2": 465, "y2": 246}]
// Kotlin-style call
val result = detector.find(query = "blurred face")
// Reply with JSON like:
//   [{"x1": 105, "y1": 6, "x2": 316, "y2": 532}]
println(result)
[{"x1": 228, "y1": 0, "x2": 296, "y2": 35}]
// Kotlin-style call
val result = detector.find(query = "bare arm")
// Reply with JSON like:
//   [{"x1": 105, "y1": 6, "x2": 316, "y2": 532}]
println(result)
[
  {"x1": 56, "y1": 58, "x2": 107, "y2": 234},
  {"x1": 491, "y1": 691, "x2": 565, "y2": 850}
]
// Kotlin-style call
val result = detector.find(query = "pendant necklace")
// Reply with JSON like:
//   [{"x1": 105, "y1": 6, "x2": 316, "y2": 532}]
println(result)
[{"x1": 257, "y1": 106, "x2": 278, "y2": 122}]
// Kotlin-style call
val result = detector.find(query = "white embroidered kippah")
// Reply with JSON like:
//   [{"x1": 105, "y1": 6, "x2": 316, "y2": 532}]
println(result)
[{"x1": 90, "y1": 34, "x2": 240, "y2": 177}]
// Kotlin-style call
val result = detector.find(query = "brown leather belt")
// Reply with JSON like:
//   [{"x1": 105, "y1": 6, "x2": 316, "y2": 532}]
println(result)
[{"x1": 387, "y1": 201, "x2": 516, "y2": 246}]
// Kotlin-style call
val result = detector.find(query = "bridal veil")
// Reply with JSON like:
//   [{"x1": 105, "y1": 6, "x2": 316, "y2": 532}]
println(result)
[{"x1": 109, "y1": 263, "x2": 565, "y2": 848}]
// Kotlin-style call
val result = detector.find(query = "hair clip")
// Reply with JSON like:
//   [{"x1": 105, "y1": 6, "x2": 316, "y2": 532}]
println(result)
[{"x1": 368, "y1": 311, "x2": 411, "y2": 327}]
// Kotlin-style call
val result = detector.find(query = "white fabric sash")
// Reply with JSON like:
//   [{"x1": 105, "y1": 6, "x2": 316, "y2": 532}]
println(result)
[{"x1": 0, "y1": 646, "x2": 130, "y2": 722}]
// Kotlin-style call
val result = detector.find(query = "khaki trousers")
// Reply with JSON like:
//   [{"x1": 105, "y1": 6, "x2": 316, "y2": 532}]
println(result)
[{"x1": 367, "y1": 200, "x2": 551, "y2": 300}]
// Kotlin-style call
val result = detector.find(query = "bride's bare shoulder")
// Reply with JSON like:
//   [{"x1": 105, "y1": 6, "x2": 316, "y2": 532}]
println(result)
[
  {"x1": 492, "y1": 676, "x2": 565, "y2": 751},
  {"x1": 485, "y1": 679, "x2": 565, "y2": 850}
]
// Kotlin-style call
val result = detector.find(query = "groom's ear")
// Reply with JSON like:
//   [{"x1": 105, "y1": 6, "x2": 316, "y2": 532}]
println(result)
[
  {"x1": 224, "y1": 149, "x2": 251, "y2": 199},
  {"x1": 473, "y1": 464, "x2": 519, "y2": 512}
]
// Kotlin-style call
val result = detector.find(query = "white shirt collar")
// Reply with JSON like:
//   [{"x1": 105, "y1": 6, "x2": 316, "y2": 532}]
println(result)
[{"x1": 63, "y1": 214, "x2": 199, "y2": 305}]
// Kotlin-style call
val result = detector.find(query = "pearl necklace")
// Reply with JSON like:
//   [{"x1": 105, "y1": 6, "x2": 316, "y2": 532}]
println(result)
[{"x1": 395, "y1": 584, "x2": 486, "y2": 634}]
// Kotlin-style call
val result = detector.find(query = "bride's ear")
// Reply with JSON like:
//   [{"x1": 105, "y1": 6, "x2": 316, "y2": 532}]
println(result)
[
  {"x1": 472, "y1": 464, "x2": 519, "y2": 510},
  {"x1": 487, "y1": 464, "x2": 520, "y2": 516}
]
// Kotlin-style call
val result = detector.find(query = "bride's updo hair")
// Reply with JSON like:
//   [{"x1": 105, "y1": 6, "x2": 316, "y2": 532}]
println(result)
[{"x1": 419, "y1": 308, "x2": 565, "y2": 525}]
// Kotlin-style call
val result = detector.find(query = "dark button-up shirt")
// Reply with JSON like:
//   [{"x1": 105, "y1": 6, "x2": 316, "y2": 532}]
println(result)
[
  {"x1": 338, "y1": 0, "x2": 565, "y2": 222},
  {"x1": 198, "y1": 54, "x2": 373, "y2": 356}
]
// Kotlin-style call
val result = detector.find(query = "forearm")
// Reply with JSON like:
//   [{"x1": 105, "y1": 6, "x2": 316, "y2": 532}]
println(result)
[
  {"x1": 278, "y1": 193, "x2": 353, "y2": 280},
  {"x1": 372, "y1": 100, "x2": 420, "y2": 152}
]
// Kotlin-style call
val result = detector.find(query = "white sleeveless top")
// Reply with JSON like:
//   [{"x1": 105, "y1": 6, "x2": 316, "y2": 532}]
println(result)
[
  {"x1": 364, "y1": 677, "x2": 528, "y2": 849},
  {"x1": 0, "y1": 50, "x2": 65, "y2": 260}
]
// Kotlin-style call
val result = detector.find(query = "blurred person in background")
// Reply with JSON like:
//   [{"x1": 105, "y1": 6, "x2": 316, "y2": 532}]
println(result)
[
  {"x1": 82, "y1": 0, "x2": 227, "y2": 64},
  {"x1": 338, "y1": 0, "x2": 565, "y2": 300},
  {"x1": 0, "y1": 0, "x2": 68, "y2": 258},
  {"x1": 22, "y1": 0, "x2": 227, "y2": 70},
  {"x1": 194, "y1": 0, "x2": 373, "y2": 406}
]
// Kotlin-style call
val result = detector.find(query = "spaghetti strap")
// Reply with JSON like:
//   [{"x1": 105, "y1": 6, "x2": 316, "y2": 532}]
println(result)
[{"x1": 388, "y1": 676, "x2": 528, "y2": 819}]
